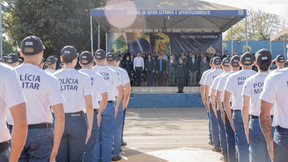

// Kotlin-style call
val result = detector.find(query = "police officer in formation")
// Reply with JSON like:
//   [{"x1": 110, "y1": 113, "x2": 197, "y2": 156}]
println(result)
[
  {"x1": 201, "y1": 49, "x2": 288, "y2": 162},
  {"x1": 172, "y1": 57, "x2": 186, "y2": 93},
  {"x1": 45, "y1": 55, "x2": 58, "y2": 74},
  {"x1": 79, "y1": 51, "x2": 108, "y2": 162}
]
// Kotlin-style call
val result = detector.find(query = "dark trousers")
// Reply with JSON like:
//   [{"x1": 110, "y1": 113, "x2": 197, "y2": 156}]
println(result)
[
  {"x1": 121, "y1": 109, "x2": 126, "y2": 143},
  {"x1": 146, "y1": 70, "x2": 153, "y2": 86},
  {"x1": 135, "y1": 67, "x2": 142, "y2": 86},
  {"x1": 168, "y1": 72, "x2": 176, "y2": 86},
  {"x1": 176, "y1": 76, "x2": 184, "y2": 92},
  {"x1": 158, "y1": 71, "x2": 164, "y2": 86},
  {"x1": 56, "y1": 114, "x2": 87, "y2": 162}
]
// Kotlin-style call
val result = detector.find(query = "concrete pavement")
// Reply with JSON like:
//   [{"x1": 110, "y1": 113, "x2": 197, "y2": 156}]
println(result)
[{"x1": 118, "y1": 107, "x2": 222, "y2": 162}]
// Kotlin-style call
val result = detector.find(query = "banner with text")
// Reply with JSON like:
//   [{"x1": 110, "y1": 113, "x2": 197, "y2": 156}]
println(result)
[{"x1": 108, "y1": 32, "x2": 222, "y2": 56}]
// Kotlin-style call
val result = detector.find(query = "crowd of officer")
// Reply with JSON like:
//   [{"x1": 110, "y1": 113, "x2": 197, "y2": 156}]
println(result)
[
  {"x1": 0, "y1": 35, "x2": 130, "y2": 162},
  {"x1": 201, "y1": 49, "x2": 288, "y2": 162}
]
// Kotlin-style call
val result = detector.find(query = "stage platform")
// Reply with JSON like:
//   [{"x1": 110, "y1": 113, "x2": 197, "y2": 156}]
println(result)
[{"x1": 128, "y1": 87, "x2": 204, "y2": 108}]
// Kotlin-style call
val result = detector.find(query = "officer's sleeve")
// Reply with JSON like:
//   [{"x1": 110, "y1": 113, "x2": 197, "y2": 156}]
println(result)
[
  {"x1": 97, "y1": 75, "x2": 108, "y2": 95},
  {"x1": 215, "y1": 77, "x2": 224, "y2": 92},
  {"x1": 224, "y1": 76, "x2": 233, "y2": 93},
  {"x1": 242, "y1": 78, "x2": 251, "y2": 97},
  {"x1": 48, "y1": 77, "x2": 66, "y2": 106},
  {"x1": 4, "y1": 69, "x2": 26, "y2": 109},
  {"x1": 203, "y1": 74, "x2": 210, "y2": 86},
  {"x1": 260, "y1": 76, "x2": 276, "y2": 104},
  {"x1": 112, "y1": 71, "x2": 123, "y2": 88},
  {"x1": 122, "y1": 70, "x2": 130, "y2": 85},
  {"x1": 211, "y1": 77, "x2": 219, "y2": 90},
  {"x1": 83, "y1": 74, "x2": 93, "y2": 96}
]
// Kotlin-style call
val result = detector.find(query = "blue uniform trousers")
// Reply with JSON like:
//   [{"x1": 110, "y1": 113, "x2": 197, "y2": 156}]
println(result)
[
  {"x1": 224, "y1": 110, "x2": 237, "y2": 162},
  {"x1": 217, "y1": 108, "x2": 227, "y2": 156},
  {"x1": 209, "y1": 99, "x2": 220, "y2": 150},
  {"x1": 112, "y1": 100, "x2": 123, "y2": 157}
]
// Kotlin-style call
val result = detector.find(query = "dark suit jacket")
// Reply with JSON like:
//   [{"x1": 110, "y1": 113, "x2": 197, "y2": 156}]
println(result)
[
  {"x1": 188, "y1": 59, "x2": 199, "y2": 72},
  {"x1": 145, "y1": 59, "x2": 154, "y2": 71},
  {"x1": 155, "y1": 60, "x2": 166, "y2": 72}
]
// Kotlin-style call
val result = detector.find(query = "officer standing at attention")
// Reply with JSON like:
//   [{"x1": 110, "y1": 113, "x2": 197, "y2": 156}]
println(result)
[
  {"x1": 79, "y1": 51, "x2": 108, "y2": 162},
  {"x1": 216, "y1": 55, "x2": 240, "y2": 162},
  {"x1": 241, "y1": 49, "x2": 274, "y2": 162},
  {"x1": 6, "y1": 53, "x2": 21, "y2": 68},
  {"x1": 12, "y1": 36, "x2": 65, "y2": 161},
  {"x1": 259, "y1": 54, "x2": 288, "y2": 162},
  {"x1": 224, "y1": 52, "x2": 256, "y2": 162},
  {"x1": 107, "y1": 53, "x2": 131, "y2": 161},
  {"x1": 0, "y1": 63, "x2": 27, "y2": 161},
  {"x1": 172, "y1": 57, "x2": 186, "y2": 93},
  {"x1": 273, "y1": 54, "x2": 285, "y2": 71},
  {"x1": 200, "y1": 58, "x2": 215, "y2": 145},
  {"x1": 45, "y1": 56, "x2": 58, "y2": 74},
  {"x1": 92, "y1": 49, "x2": 124, "y2": 162},
  {"x1": 204, "y1": 57, "x2": 223, "y2": 152},
  {"x1": 210, "y1": 58, "x2": 230, "y2": 161},
  {"x1": 54, "y1": 46, "x2": 94, "y2": 161}
]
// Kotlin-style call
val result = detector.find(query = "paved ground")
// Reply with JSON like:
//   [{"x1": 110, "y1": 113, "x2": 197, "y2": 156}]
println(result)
[{"x1": 118, "y1": 107, "x2": 222, "y2": 162}]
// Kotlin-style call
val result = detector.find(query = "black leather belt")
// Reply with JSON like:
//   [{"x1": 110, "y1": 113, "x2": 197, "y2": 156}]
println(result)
[
  {"x1": 65, "y1": 111, "x2": 84, "y2": 116},
  {"x1": 251, "y1": 115, "x2": 274, "y2": 119},
  {"x1": 108, "y1": 101, "x2": 113, "y2": 103},
  {"x1": 234, "y1": 110, "x2": 241, "y2": 112},
  {"x1": 8, "y1": 123, "x2": 52, "y2": 130},
  {"x1": 94, "y1": 109, "x2": 98, "y2": 112},
  {"x1": 0, "y1": 141, "x2": 8, "y2": 153}
]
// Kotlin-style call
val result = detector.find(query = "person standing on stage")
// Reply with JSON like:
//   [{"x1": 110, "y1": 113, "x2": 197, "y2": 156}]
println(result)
[
  {"x1": 145, "y1": 54, "x2": 154, "y2": 86},
  {"x1": 133, "y1": 52, "x2": 144, "y2": 86}
]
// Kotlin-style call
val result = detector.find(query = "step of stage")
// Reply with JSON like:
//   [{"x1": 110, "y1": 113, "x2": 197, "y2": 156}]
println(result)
[{"x1": 131, "y1": 86, "x2": 201, "y2": 94}]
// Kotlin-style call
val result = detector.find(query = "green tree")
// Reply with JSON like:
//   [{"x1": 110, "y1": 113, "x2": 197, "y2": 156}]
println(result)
[
  {"x1": 224, "y1": 7, "x2": 287, "y2": 41},
  {"x1": 3, "y1": 38, "x2": 18, "y2": 55},
  {"x1": 3, "y1": 0, "x2": 107, "y2": 58}
]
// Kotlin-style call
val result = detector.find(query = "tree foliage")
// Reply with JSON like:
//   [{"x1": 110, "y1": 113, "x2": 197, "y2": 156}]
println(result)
[
  {"x1": 3, "y1": 38, "x2": 18, "y2": 55},
  {"x1": 3, "y1": 0, "x2": 107, "y2": 58},
  {"x1": 224, "y1": 7, "x2": 288, "y2": 41}
]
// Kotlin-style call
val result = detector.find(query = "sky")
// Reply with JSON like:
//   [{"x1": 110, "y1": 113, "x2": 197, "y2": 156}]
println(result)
[{"x1": 204, "y1": 0, "x2": 288, "y2": 19}]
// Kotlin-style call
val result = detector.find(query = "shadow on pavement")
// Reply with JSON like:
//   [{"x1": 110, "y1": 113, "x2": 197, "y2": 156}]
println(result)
[{"x1": 118, "y1": 147, "x2": 168, "y2": 162}]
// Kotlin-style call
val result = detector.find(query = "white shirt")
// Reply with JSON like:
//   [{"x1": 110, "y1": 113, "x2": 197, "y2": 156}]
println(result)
[
  {"x1": 162, "y1": 55, "x2": 168, "y2": 61},
  {"x1": 216, "y1": 71, "x2": 237, "y2": 102},
  {"x1": 260, "y1": 68, "x2": 288, "y2": 128},
  {"x1": 211, "y1": 72, "x2": 228, "y2": 96},
  {"x1": 9, "y1": 63, "x2": 65, "y2": 125},
  {"x1": 54, "y1": 68, "x2": 92, "y2": 113},
  {"x1": 0, "y1": 64, "x2": 26, "y2": 142},
  {"x1": 45, "y1": 69, "x2": 57, "y2": 74},
  {"x1": 199, "y1": 69, "x2": 213, "y2": 85},
  {"x1": 224, "y1": 70, "x2": 257, "y2": 110},
  {"x1": 80, "y1": 69, "x2": 108, "y2": 109},
  {"x1": 92, "y1": 66, "x2": 122, "y2": 101},
  {"x1": 242, "y1": 72, "x2": 274, "y2": 116},
  {"x1": 204, "y1": 69, "x2": 223, "y2": 96},
  {"x1": 133, "y1": 56, "x2": 144, "y2": 70},
  {"x1": 109, "y1": 66, "x2": 130, "y2": 97}
]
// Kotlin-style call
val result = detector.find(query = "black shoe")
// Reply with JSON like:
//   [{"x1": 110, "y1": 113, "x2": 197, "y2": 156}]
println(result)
[
  {"x1": 208, "y1": 141, "x2": 213, "y2": 145},
  {"x1": 177, "y1": 91, "x2": 180, "y2": 93},
  {"x1": 220, "y1": 155, "x2": 228, "y2": 162},
  {"x1": 121, "y1": 141, "x2": 127, "y2": 146},
  {"x1": 120, "y1": 148, "x2": 122, "y2": 152},
  {"x1": 111, "y1": 155, "x2": 122, "y2": 161}
]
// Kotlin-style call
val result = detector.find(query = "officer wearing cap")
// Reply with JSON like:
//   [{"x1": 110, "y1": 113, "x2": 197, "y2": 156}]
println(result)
[
  {"x1": 92, "y1": 49, "x2": 124, "y2": 162},
  {"x1": 115, "y1": 55, "x2": 131, "y2": 148},
  {"x1": 200, "y1": 57, "x2": 215, "y2": 145},
  {"x1": 0, "y1": 56, "x2": 7, "y2": 64},
  {"x1": 215, "y1": 55, "x2": 240, "y2": 162},
  {"x1": 45, "y1": 56, "x2": 58, "y2": 74},
  {"x1": 172, "y1": 57, "x2": 186, "y2": 93},
  {"x1": 78, "y1": 51, "x2": 108, "y2": 162},
  {"x1": 106, "y1": 53, "x2": 131, "y2": 161},
  {"x1": 204, "y1": 57, "x2": 223, "y2": 152},
  {"x1": 9, "y1": 35, "x2": 65, "y2": 161},
  {"x1": 54, "y1": 46, "x2": 93, "y2": 161},
  {"x1": 38, "y1": 57, "x2": 45, "y2": 69},
  {"x1": 6, "y1": 53, "x2": 22, "y2": 68},
  {"x1": 273, "y1": 54, "x2": 285, "y2": 70},
  {"x1": 259, "y1": 54, "x2": 288, "y2": 162},
  {"x1": 210, "y1": 58, "x2": 231, "y2": 161},
  {"x1": 241, "y1": 49, "x2": 274, "y2": 162},
  {"x1": 224, "y1": 52, "x2": 257, "y2": 162},
  {"x1": 0, "y1": 62, "x2": 27, "y2": 161}
]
